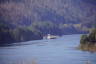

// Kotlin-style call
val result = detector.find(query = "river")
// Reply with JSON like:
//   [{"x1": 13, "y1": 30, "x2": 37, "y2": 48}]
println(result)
[{"x1": 0, "y1": 34, "x2": 96, "y2": 64}]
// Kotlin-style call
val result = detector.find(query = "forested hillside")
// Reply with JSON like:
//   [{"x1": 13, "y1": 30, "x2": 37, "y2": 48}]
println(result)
[{"x1": 0, "y1": 0, "x2": 96, "y2": 44}]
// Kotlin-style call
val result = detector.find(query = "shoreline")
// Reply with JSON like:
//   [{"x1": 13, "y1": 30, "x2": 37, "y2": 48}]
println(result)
[{"x1": 79, "y1": 44, "x2": 96, "y2": 52}]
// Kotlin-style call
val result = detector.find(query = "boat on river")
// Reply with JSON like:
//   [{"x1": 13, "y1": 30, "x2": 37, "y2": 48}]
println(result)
[{"x1": 43, "y1": 34, "x2": 59, "y2": 39}]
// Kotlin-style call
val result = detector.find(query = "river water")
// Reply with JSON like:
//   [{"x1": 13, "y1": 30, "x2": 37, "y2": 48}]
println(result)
[{"x1": 0, "y1": 34, "x2": 96, "y2": 64}]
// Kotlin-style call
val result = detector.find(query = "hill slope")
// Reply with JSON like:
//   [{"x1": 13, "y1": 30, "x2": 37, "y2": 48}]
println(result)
[{"x1": 0, "y1": 0, "x2": 96, "y2": 44}]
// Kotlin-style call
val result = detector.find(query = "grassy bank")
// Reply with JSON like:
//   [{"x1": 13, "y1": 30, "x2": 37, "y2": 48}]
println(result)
[
  {"x1": 79, "y1": 28, "x2": 96, "y2": 52},
  {"x1": 79, "y1": 43, "x2": 96, "y2": 52}
]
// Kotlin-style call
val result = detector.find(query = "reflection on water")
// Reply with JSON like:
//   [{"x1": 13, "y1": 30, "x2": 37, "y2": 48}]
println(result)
[{"x1": 0, "y1": 34, "x2": 96, "y2": 64}]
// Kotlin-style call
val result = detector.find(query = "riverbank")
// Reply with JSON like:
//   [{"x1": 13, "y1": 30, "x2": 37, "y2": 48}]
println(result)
[
  {"x1": 79, "y1": 28, "x2": 96, "y2": 52},
  {"x1": 79, "y1": 43, "x2": 96, "y2": 52}
]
